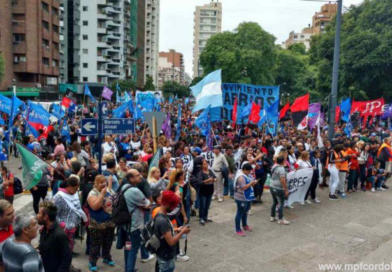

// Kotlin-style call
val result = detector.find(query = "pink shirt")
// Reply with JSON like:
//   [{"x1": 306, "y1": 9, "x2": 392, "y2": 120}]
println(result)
[{"x1": 54, "y1": 144, "x2": 65, "y2": 157}]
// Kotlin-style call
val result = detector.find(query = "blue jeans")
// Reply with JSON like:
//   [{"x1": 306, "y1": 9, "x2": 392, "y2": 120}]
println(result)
[
  {"x1": 194, "y1": 187, "x2": 200, "y2": 209},
  {"x1": 124, "y1": 229, "x2": 142, "y2": 272},
  {"x1": 377, "y1": 176, "x2": 385, "y2": 188},
  {"x1": 348, "y1": 169, "x2": 358, "y2": 191},
  {"x1": 234, "y1": 200, "x2": 251, "y2": 232},
  {"x1": 223, "y1": 178, "x2": 234, "y2": 197},
  {"x1": 140, "y1": 212, "x2": 151, "y2": 260},
  {"x1": 156, "y1": 257, "x2": 176, "y2": 272},
  {"x1": 359, "y1": 165, "x2": 367, "y2": 188},
  {"x1": 199, "y1": 194, "x2": 212, "y2": 221},
  {"x1": 270, "y1": 187, "x2": 285, "y2": 220}
]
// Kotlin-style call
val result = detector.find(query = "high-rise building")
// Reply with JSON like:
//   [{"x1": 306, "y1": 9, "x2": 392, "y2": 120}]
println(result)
[
  {"x1": 59, "y1": 0, "x2": 135, "y2": 85},
  {"x1": 312, "y1": 3, "x2": 337, "y2": 35},
  {"x1": 0, "y1": 0, "x2": 60, "y2": 92},
  {"x1": 192, "y1": 1, "x2": 222, "y2": 78},
  {"x1": 284, "y1": 26, "x2": 313, "y2": 51},
  {"x1": 157, "y1": 49, "x2": 185, "y2": 89},
  {"x1": 145, "y1": 0, "x2": 160, "y2": 88}
]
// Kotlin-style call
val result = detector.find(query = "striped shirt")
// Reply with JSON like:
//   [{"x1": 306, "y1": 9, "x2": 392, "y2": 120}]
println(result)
[{"x1": 0, "y1": 238, "x2": 44, "y2": 272}]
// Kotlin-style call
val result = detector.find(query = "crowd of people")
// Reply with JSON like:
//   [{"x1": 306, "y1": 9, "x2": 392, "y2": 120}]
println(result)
[{"x1": 0, "y1": 99, "x2": 391, "y2": 272}]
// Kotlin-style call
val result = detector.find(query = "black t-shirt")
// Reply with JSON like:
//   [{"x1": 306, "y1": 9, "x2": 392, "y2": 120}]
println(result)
[
  {"x1": 136, "y1": 178, "x2": 152, "y2": 199},
  {"x1": 155, "y1": 213, "x2": 176, "y2": 261},
  {"x1": 198, "y1": 170, "x2": 216, "y2": 196}
]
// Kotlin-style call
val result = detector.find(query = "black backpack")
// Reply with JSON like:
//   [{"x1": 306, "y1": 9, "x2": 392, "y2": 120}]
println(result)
[
  {"x1": 111, "y1": 185, "x2": 134, "y2": 226},
  {"x1": 141, "y1": 213, "x2": 167, "y2": 254},
  {"x1": 13, "y1": 177, "x2": 23, "y2": 195}
]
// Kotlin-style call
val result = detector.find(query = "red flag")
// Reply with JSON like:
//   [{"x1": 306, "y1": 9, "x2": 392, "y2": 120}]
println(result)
[
  {"x1": 335, "y1": 106, "x2": 341, "y2": 123},
  {"x1": 28, "y1": 122, "x2": 54, "y2": 139},
  {"x1": 232, "y1": 96, "x2": 238, "y2": 126},
  {"x1": 279, "y1": 102, "x2": 290, "y2": 120},
  {"x1": 290, "y1": 94, "x2": 309, "y2": 126},
  {"x1": 351, "y1": 98, "x2": 385, "y2": 117},
  {"x1": 61, "y1": 97, "x2": 71, "y2": 108},
  {"x1": 249, "y1": 102, "x2": 261, "y2": 123}
]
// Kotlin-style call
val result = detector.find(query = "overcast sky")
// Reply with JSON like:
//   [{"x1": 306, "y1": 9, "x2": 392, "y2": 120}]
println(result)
[{"x1": 159, "y1": 0, "x2": 364, "y2": 78}]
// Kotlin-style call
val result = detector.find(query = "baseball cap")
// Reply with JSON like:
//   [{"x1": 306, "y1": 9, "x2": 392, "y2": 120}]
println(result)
[
  {"x1": 193, "y1": 147, "x2": 202, "y2": 154},
  {"x1": 370, "y1": 133, "x2": 377, "y2": 137}
]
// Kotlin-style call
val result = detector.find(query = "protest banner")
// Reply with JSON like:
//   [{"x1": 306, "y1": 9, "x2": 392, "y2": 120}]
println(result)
[
  {"x1": 135, "y1": 91, "x2": 163, "y2": 104},
  {"x1": 221, "y1": 83, "x2": 280, "y2": 123},
  {"x1": 351, "y1": 98, "x2": 385, "y2": 117},
  {"x1": 287, "y1": 168, "x2": 313, "y2": 206},
  {"x1": 201, "y1": 151, "x2": 214, "y2": 167}
]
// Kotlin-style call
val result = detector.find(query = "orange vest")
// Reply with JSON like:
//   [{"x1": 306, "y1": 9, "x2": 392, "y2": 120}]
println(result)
[
  {"x1": 339, "y1": 151, "x2": 349, "y2": 171},
  {"x1": 152, "y1": 207, "x2": 177, "y2": 228},
  {"x1": 377, "y1": 143, "x2": 392, "y2": 161},
  {"x1": 326, "y1": 150, "x2": 341, "y2": 169}
]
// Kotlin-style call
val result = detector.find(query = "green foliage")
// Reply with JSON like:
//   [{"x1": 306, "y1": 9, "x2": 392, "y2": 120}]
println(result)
[
  {"x1": 143, "y1": 75, "x2": 156, "y2": 91},
  {"x1": 287, "y1": 43, "x2": 307, "y2": 55},
  {"x1": 0, "y1": 54, "x2": 4, "y2": 84},
  {"x1": 161, "y1": 81, "x2": 190, "y2": 98},
  {"x1": 200, "y1": 22, "x2": 276, "y2": 85},
  {"x1": 189, "y1": 76, "x2": 203, "y2": 87},
  {"x1": 110, "y1": 79, "x2": 136, "y2": 92}
]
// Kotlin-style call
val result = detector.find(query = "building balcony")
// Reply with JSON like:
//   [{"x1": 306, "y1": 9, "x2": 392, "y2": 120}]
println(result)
[
  {"x1": 13, "y1": 62, "x2": 27, "y2": 73},
  {"x1": 42, "y1": 47, "x2": 51, "y2": 58},
  {"x1": 42, "y1": 65, "x2": 52, "y2": 75},
  {"x1": 42, "y1": 28, "x2": 50, "y2": 40},
  {"x1": 13, "y1": 41, "x2": 26, "y2": 54},
  {"x1": 97, "y1": 69, "x2": 108, "y2": 76},
  {"x1": 53, "y1": 48, "x2": 60, "y2": 59},
  {"x1": 97, "y1": 12, "x2": 108, "y2": 20},
  {"x1": 52, "y1": 31, "x2": 60, "y2": 42},
  {"x1": 12, "y1": 0, "x2": 26, "y2": 14},
  {"x1": 52, "y1": 13, "x2": 60, "y2": 26},
  {"x1": 97, "y1": 0, "x2": 108, "y2": 6},
  {"x1": 97, "y1": 56, "x2": 109, "y2": 62},
  {"x1": 12, "y1": 21, "x2": 25, "y2": 34},
  {"x1": 97, "y1": 27, "x2": 107, "y2": 34},
  {"x1": 52, "y1": 0, "x2": 60, "y2": 9},
  {"x1": 97, "y1": 41, "x2": 108, "y2": 48},
  {"x1": 52, "y1": 66, "x2": 60, "y2": 76},
  {"x1": 42, "y1": 10, "x2": 50, "y2": 22}
]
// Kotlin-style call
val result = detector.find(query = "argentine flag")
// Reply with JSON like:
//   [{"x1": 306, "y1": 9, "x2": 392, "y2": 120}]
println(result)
[{"x1": 191, "y1": 69, "x2": 222, "y2": 113}]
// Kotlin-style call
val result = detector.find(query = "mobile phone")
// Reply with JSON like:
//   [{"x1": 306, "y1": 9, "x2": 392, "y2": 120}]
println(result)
[{"x1": 185, "y1": 224, "x2": 190, "y2": 228}]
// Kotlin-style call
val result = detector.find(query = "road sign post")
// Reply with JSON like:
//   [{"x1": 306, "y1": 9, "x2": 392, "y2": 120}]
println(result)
[
  {"x1": 98, "y1": 102, "x2": 103, "y2": 174},
  {"x1": 81, "y1": 118, "x2": 98, "y2": 135}
]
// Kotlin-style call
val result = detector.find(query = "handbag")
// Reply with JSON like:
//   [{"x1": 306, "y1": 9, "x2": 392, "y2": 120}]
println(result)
[{"x1": 190, "y1": 185, "x2": 197, "y2": 202}]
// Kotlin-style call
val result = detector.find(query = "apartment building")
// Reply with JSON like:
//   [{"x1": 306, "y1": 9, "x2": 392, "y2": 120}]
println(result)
[
  {"x1": 193, "y1": 1, "x2": 222, "y2": 78},
  {"x1": 284, "y1": 26, "x2": 313, "y2": 51},
  {"x1": 144, "y1": 0, "x2": 160, "y2": 87},
  {"x1": 157, "y1": 49, "x2": 185, "y2": 89},
  {"x1": 0, "y1": 0, "x2": 60, "y2": 91},
  {"x1": 312, "y1": 3, "x2": 338, "y2": 35}
]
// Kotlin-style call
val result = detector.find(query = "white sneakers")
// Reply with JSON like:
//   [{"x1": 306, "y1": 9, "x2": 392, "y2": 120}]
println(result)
[
  {"x1": 141, "y1": 254, "x2": 155, "y2": 263},
  {"x1": 212, "y1": 196, "x2": 216, "y2": 200},
  {"x1": 371, "y1": 188, "x2": 375, "y2": 192},
  {"x1": 314, "y1": 198, "x2": 321, "y2": 203},
  {"x1": 305, "y1": 200, "x2": 312, "y2": 204},
  {"x1": 278, "y1": 219, "x2": 290, "y2": 225},
  {"x1": 177, "y1": 254, "x2": 190, "y2": 262},
  {"x1": 218, "y1": 198, "x2": 223, "y2": 202},
  {"x1": 270, "y1": 217, "x2": 278, "y2": 222}
]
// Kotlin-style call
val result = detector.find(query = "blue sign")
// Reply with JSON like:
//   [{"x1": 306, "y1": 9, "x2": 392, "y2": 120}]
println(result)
[
  {"x1": 101, "y1": 102, "x2": 109, "y2": 117},
  {"x1": 103, "y1": 118, "x2": 135, "y2": 135},
  {"x1": 222, "y1": 83, "x2": 280, "y2": 124},
  {"x1": 81, "y1": 118, "x2": 98, "y2": 135}
]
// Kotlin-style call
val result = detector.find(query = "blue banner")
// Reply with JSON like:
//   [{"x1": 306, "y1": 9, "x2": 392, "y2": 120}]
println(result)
[{"x1": 221, "y1": 84, "x2": 280, "y2": 124}]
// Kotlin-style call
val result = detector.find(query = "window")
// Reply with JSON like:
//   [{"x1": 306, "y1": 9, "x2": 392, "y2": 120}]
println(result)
[
  {"x1": 52, "y1": 60, "x2": 58, "y2": 67},
  {"x1": 294, "y1": 35, "x2": 298, "y2": 39},
  {"x1": 42, "y1": 39, "x2": 50, "y2": 48},
  {"x1": 11, "y1": 1, "x2": 18, "y2": 7},
  {"x1": 83, "y1": 63, "x2": 88, "y2": 68},
  {"x1": 53, "y1": 25, "x2": 59, "y2": 33},
  {"x1": 43, "y1": 58, "x2": 50, "y2": 67},
  {"x1": 83, "y1": 77, "x2": 88, "y2": 82},
  {"x1": 52, "y1": 7, "x2": 59, "y2": 16},
  {"x1": 83, "y1": 35, "x2": 88, "y2": 40},
  {"x1": 13, "y1": 34, "x2": 25, "y2": 42},
  {"x1": 41, "y1": 2, "x2": 49, "y2": 12},
  {"x1": 83, "y1": 21, "x2": 88, "y2": 26},
  {"x1": 53, "y1": 42, "x2": 59, "y2": 50},
  {"x1": 14, "y1": 54, "x2": 26, "y2": 63},
  {"x1": 83, "y1": 49, "x2": 88, "y2": 54},
  {"x1": 43, "y1": 20, "x2": 49, "y2": 30},
  {"x1": 83, "y1": 6, "x2": 88, "y2": 11}
]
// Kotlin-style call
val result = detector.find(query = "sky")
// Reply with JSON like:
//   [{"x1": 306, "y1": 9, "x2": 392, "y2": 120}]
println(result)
[{"x1": 159, "y1": 0, "x2": 364, "y2": 78}]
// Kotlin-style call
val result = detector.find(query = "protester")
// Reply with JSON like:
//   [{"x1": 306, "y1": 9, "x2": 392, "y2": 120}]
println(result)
[
  {"x1": 37, "y1": 201, "x2": 73, "y2": 272},
  {"x1": 270, "y1": 156, "x2": 290, "y2": 225},
  {"x1": 148, "y1": 167, "x2": 169, "y2": 195},
  {"x1": 197, "y1": 159, "x2": 216, "y2": 225},
  {"x1": 1, "y1": 167, "x2": 14, "y2": 204},
  {"x1": 0, "y1": 200, "x2": 14, "y2": 243},
  {"x1": 328, "y1": 144, "x2": 345, "y2": 200},
  {"x1": 0, "y1": 214, "x2": 42, "y2": 271},
  {"x1": 233, "y1": 163, "x2": 257, "y2": 236},
  {"x1": 87, "y1": 175, "x2": 116, "y2": 271},
  {"x1": 211, "y1": 145, "x2": 229, "y2": 202}
]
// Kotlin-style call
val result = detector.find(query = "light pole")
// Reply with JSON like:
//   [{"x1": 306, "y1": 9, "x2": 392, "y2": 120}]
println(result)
[{"x1": 328, "y1": 0, "x2": 343, "y2": 141}]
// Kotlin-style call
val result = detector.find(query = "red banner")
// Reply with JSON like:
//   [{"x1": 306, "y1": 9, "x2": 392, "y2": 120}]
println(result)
[
  {"x1": 351, "y1": 98, "x2": 385, "y2": 117},
  {"x1": 61, "y1": 97, "x2": 72, "y2": 108}
]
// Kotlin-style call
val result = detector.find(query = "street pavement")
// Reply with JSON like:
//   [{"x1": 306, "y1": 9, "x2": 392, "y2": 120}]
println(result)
[{"x1": 8, "y1": 156, "x2": 392, "y2": 272}]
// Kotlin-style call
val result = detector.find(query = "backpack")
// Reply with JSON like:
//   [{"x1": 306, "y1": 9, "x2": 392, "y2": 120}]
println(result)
[
  {"x1": 111, "y1": 185, "x2": 134, "y2": 226},
  {"x1": 141, "y1": 213, "x2": 167, "y2": 254},
  {"x1": 13, "y1": 177, "x2": 23, "y2": 195}
]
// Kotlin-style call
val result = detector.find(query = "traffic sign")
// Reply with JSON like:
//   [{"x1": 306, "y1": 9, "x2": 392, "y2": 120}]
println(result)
[
  {"x1": 103, "y1": 118, "x2": 135, "y2": 135},
  {"x1": 101, "y1": 102, "x2": 109, "y2": 117},
  {"x1": 81, "y1": 118, "x2": 98, "y2": 135}
]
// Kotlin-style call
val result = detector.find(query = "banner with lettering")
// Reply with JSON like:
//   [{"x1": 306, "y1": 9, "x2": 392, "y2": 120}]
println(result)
[
  {"x1": 221, "y1": 84, "x2": 280, "y2": 124},
  {"x1": 351, "y1": 98, "x2": 385, "y2": 117},
  {"x1": 287, "y1": 168, "x2": 313, "y2": 206}
]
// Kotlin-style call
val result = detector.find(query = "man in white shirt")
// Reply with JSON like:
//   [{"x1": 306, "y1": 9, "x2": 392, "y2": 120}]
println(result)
[{"x1": 211, "y1": 146, "x2": 228, "y2": 202}]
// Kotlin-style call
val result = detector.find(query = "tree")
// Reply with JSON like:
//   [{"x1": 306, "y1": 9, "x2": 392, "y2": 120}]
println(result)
[
  {"x1": 200, "y1": 22, "x2": 276, "y2": 85},
  {"x1": 0, "y1": 55, "x2": 4, "y2": 84},
  {"x1": 161, "y1": 81, "x2": 190, "y2": 98},
  {"x1": 310, "y1": 0, "x2": 392, "y2": 101},
  {"x1": 110, "y1": 79, "x2": 136, "y2": 93},
  {"x1": 144, "y1": 75, "x2": 156, "y2": 91}
]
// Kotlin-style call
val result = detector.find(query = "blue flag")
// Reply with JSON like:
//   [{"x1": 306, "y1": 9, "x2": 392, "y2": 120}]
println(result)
[
  {"x1": 0, "y1": 139, "x2": 7, "y2": 162},
  {"x1": 195, "y1": 106, "x2": 211, "y2": 136},
  {"x1": 84, "y1": 84, "x2": 96, "y2": 103},
  {"x1": 191, "y1": 69, "x2": 223, "y2": 113},
  {"x1": 26, "y1": 122, "x2": 40, "y2": 139},
  {"x1": 266, "y1": 100, "x2": 279, "y2": 136},
  {"x1": 61, "y1": 122, "x2": 71, "y2": 142},
  {"x1": 210, "y1": 107, "x2": 222, "y2": 122},
  {"x1": 0, "y1": 115, "x2": 5, "y2": 126},
  {"x1": 0, "y1": 95, "x2": 11, "y2": 115},
  {"x1": 240, "y1": 103, "x2": 252, "y2": 120},
  {"x1": 28, "y1": 102, "x2": 51, "y2": 126},
  {"x1": 169, "y1": 96, "x2": 173, "y2": 104},
  {"x1": 340, "y1": 98, "x2": 351, "y2": 123},
  {"x1": 140, "y1": 98, "x2": 154, "y2": 112},
  {"x1": 124, "y1": 91, "x2": 131, "y2": 102},
  {"x1": 113, "y1": 102, "x2": 129, "y2": 118},
  {"x1": 134, "y1": 105, "x2": 144, "y2": 121},
  {"x1": 184, "y1": 98, "x2": 190, "y2": 105},
  {"x1": 176, "y1": 106, "x2": 182, "y2": 141}
]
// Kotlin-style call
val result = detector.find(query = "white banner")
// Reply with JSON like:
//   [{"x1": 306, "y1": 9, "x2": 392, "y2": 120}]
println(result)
[
  {"x1": 287, "y1": 168, "x2": 313, "y2": 205},
  {"x1": 201, "y1": 151, "x2": 214, "y2": 167}
]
